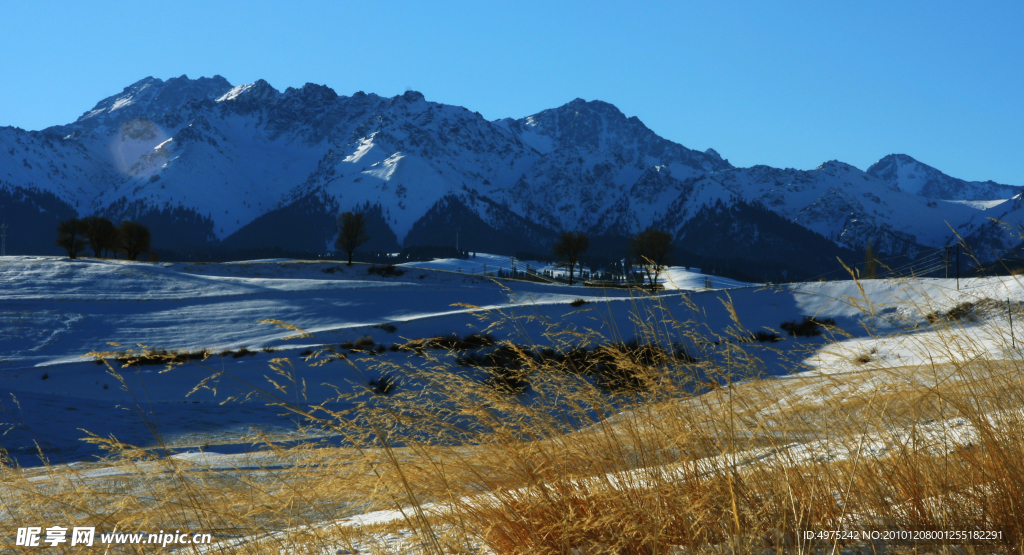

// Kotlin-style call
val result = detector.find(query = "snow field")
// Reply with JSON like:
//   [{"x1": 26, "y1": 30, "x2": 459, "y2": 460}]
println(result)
[{"x1": 2, "y1": 256, "x2": 1024, "y2": 553}]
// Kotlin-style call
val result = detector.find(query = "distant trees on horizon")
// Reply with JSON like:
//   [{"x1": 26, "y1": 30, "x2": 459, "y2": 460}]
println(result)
[
  {"x1": 56, "y1": 217, "x2": 152, "y2": 260},
  {"x1": 629, "y1": 227, "x2": 674, "y2": 291},
  {"x1": 336, "y1": 211, "x2": 370, "y2": 265},
  {"x1": 553, "y1": 231, "x2": 590, "y2": 285}
]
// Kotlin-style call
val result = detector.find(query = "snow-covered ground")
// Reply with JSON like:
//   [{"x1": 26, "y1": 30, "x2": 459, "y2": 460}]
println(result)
[
  {"x1": 3, "y1": 254, "x2": 1020, "y2": 466},
  {"x1": 0, "y1": 255, "x2": 756, "y2": 466},
  {"x1": 3, "y1": 255, "x2": 1023, "y2": 553},
  {"x1": 399, "y1": 252, "x2": 751, "y2": 290}
]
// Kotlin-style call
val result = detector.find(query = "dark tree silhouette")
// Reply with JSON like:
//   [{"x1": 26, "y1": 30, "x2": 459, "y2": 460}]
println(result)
[
  {"x1": 864, "y1": 239, "x2": 878, "y2": 279},
  {"x1": 118, "y1": 221, "x2": 151, "y2": 261},
  {"x1": 82, "y1": 216, "x2": 118, "y2": 258},
  {"x1": 629, "y1": 227, "x2": 673, "y2": 291},
  {"x1": 553, "y1": 230, "x2": 589, "y2": 285},
  {"x1": 56, "y1": 218, "x2": 88, "y2": 259},
  {"x1": 336, "y1": 211, "x2": 369, "y2": 265}
]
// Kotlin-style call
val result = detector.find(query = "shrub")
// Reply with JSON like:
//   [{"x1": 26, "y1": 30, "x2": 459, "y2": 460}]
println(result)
[
  {"x1": 401, "y1": 333, "x2": 495, "y2": 353},
  {"x1": 754, "y1": 330, "x2": 782, "y2": 343},
  {"x1": 231, "y1": 347, "x2": 255, "y2": 359},
  {"x1": 367, "y1": 264, "x2": 405, "y2": 277},
  {"x1": 780, "y1": 316, "x2": 836, "y2": 337},
  {"x1": 946, "y1": 301, "x2": 978, "y2": 321},
  {"x1": 373, "y1": 323, "x2": 398, "y2": 333},
  {"x1": 569, "y1": 298, "x2": 589, "y2": 307},
  {"x1": 368, "y1": 374, "x2": 396, "y2": 395},
  {"x1": 461, "y1": 333, "x2": 495, "y2": 348},
  {"x1": 99, "y1": 348, "x2": 212, "y2": 366},
  {"x1": 484, "y1": 366, "x2": 530, "y2": 394}
]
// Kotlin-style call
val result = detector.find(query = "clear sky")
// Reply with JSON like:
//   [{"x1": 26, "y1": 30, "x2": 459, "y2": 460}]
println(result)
[{"x1": 2, "y1": 0, "x2": 1021, "y2": 184}]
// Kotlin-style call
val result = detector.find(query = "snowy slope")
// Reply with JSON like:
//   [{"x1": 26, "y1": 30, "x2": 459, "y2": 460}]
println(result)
[
  {"x1": 867, "y1": 153, "x2": 1023, "y2": 200},
  {"x1": 2, "y1": 76, "x2": 1022, "y2": 265},
  {"x1": 1, "y1": 256, "x2": 1019, "y2": 468}
]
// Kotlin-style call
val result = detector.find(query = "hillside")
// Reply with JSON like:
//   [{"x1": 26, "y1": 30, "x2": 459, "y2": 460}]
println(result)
[{"x1": 3, "y1": 76, "x2": 1022, "y2": 279}]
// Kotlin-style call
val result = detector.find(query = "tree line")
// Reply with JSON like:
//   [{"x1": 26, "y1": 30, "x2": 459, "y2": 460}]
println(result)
[
  {"x1": 554, "y1": 227, "x2": 673, "y2": 290},
  {"x1": 336, "y1": 209, "x2": 674, "y2": 290},
  {"x1": 56, "y1": 217, "x2": 152, "y2": 260}
]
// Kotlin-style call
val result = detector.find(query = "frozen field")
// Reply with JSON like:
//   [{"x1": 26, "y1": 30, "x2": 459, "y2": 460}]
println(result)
[
  {"x1": 1, "y1": 255, "x2": 1020, "y2": 465},
  {"x1": 2, "y1": 255, "x2": 1023, "y2": 553},
  {"x1": 0, "y1": 255, "x2": 755, "y2": 466}
]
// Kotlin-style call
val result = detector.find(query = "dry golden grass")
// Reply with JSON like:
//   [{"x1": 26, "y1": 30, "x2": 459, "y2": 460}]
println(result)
[{"x1": 3, "y1": 280, "x2": 1024, "y2": 554}]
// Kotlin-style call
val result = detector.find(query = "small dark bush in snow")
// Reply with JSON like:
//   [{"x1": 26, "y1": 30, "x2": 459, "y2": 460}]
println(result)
[
  {"x1": 780, "y1": 316, "x2": 835, "y2": 337},
  {"x1": 369, "y1": 374, "x2": 396, "y2": 395},
  {"x1": 367, "y1": 264, "x2": 405, "y2": 277},
  {"x1": 754, "y1": 330, "x2": 782, "y2": 343}
]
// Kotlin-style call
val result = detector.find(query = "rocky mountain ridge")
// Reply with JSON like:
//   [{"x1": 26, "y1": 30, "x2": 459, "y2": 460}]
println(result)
[{"x1": 2, "y1": 75, "x2": 1021, "y2": 278}]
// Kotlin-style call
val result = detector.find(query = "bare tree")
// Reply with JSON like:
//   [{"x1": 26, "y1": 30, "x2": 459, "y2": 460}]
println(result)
[
  {"x1": 119, "y1": 221, "x2": 151, "y2": 261},
  {"x1": 553, "y1": 231, "x2": 589, "y2": 285},
  {"x1": 336, "y1": 211, "x2": 369, "y2": 265},
  {"x1": 629, "y1": 227, "x2": 673, "y2": 291},
  {"x1": 82, "y1": 216, "x2": 118, "y2": 258},
  {"x1": 56, "y1": 218, "x2": 88, "y2": 259}
]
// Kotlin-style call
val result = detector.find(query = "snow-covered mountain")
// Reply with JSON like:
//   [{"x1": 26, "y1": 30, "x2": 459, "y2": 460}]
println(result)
[{"x1": 2, "y1": 75, "x2": 1021, "y2": 277}]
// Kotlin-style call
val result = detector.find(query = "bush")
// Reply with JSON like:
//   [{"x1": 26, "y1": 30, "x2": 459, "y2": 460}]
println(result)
[
  {"x1": 369, "y1": 374, "x2": 396, "y2": 395},
  {"x1": 569, "y1": 298, "x2": 589, "y2": 307},
  {"x1": 461, "y1": 333, "x2": 496, "y2": 348},
  {"x1": 401, "y1": 333, "x2": 495, "y2": 353},
  {"x1": 484, "y1": 366, "x2": 530, "y2": 394},
  {"x1": 946, "y1": 301, "x2": 977, "y2": 321},
  {"x1": 754, "y1": 330, "x2": 782, "y2": 343},
  {"x1": 780, "y1": 316, "x2": 835, "y2": 337},
  {"x1": 231, "y1": 347, "x2": 256, "y2": 359},
  {"x1": 367, "y1": 264, "x2": 405, "y2": 277}
]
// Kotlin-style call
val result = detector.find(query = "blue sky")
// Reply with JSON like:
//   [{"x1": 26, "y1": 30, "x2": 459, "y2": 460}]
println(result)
[{"x1": 2, "y1": 0, "x2": 1021, "y2": 183}]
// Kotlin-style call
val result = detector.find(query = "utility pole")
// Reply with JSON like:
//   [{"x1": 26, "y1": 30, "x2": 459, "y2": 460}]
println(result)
[
  {"x1": 956, "y1": 243, "x2": 960, "y2": 291},
  {"x1": 1, "y1": 222, "x2": 6, "y2": 257}
]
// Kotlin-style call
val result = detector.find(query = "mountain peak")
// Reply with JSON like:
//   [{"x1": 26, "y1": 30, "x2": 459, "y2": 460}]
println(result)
[
  {"x1": 562, "y1": 97, "x2": 622, "y2": 116},
  {"x1": 283, "y1": 82, "x2": 339, "y2": 103},
  {"x1": 867, "y1": 153, "x2": 1021, "y2": 200},
  {"x1": 816, "y1": 160, "x2": 859, "y2": 172},
  {"x1": 73, "y1": 75, "x2": 234, "y2": 128},
  {"x1": 217, "y1": 79, "x2": 280, "y2": 103},
  {"x1": 401, "y1": 90, "x2": 425, "y2": 103}
]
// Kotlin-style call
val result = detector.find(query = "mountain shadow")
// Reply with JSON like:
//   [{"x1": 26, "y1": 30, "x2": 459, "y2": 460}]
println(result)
[{"x1": 0, "y1": 182, "x2": 78, "y2": 255}]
